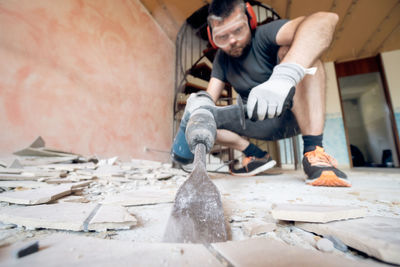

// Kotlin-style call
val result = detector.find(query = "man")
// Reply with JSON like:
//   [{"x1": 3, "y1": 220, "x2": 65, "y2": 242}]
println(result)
[{"x1": 205, "y1": 0, "x2": 350, "y2": 186}]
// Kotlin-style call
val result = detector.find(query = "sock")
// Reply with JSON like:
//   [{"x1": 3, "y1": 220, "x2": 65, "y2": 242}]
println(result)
[
  {"x1": 243, "y1": 143, "x2": 267, "y2": 158},
  {"x1": 302, "y1": 134, "x2": 323, "y2": 154}
]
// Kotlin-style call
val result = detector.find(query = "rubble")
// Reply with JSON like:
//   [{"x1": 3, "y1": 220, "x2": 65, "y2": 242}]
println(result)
[
  {"x1": 0, "y1": 137, "x2": 399, "y2": 265},
  {"x1": 297, "y1": 216, "x2": 400, "y2": 265}
]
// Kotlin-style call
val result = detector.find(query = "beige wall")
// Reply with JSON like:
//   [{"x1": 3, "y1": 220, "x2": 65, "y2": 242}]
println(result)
[
  {"x1": 382, "y1": 49, "x2": 400, "y2": 164},
  {"x1": 324, "y1": 62, "x2": 342, "y2": 115},
  {"x1": 0, "y1": 0, "x2": 175, "y2": 161},
  {"x1": 382, "y1": 50, "x2": 400, "y2": 111}
]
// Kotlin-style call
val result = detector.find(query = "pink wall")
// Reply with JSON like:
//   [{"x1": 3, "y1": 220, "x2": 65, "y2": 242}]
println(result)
[{"x1": 0, "y1": 0, "x2": 175, "y2": 162}]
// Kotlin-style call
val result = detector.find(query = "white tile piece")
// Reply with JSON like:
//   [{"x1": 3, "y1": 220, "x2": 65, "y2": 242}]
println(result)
[
  {"x1": 271, "y1": 203, "x2": 366, "y2": 223},
  {"x1": 0, "y1": 203, "x2": 96, "y2": 231},
  {"x1": 0, "y1": 184, "x2": 72, "y2": 205},
  {"x1": 101, "y1": 189, "x2": 175, "y2": 206},
  {"x1": 88, "y1": 204, "x2": 137, "y2": 231}
]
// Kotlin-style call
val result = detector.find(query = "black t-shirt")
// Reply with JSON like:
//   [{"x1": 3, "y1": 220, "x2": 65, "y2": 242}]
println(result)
[{"x1": 211, "y1": 19, "x2": 288, "y2": 100}]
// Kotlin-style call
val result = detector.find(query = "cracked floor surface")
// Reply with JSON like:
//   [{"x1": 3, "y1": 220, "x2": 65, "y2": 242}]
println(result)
[{"x1": 0, "y1": 156, "x2": 399, "y2": 266}]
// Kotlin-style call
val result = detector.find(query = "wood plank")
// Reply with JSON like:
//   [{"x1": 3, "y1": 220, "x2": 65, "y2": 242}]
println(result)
[{"x1": 296, "y1": 216, "x2": 400, "y2": 265}]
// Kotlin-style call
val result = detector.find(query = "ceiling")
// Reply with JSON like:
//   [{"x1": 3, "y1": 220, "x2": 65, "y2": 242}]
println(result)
[{"x1": 139, "y1": 0, "x2": 400, "y2": 62}]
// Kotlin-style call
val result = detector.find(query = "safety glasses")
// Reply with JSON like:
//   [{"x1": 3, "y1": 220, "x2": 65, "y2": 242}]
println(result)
[{"x1": 212, "y1": 15, "x2": 249, "y2": 48}]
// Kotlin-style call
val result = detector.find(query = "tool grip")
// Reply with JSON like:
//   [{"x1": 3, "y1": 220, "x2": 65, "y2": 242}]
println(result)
[{"x1": 185, "y1": 109, "x2": 216, "y2": 154}]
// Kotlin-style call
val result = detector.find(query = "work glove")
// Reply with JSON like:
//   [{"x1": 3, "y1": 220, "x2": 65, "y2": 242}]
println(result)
[{"x1": 247, "y1": 63, "x2": 317, "y2": 120}]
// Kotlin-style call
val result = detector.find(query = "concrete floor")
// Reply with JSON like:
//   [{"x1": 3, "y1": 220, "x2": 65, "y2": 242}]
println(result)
[{"x1": 0, "y1": 158, "x2": 399, "y2": 266}]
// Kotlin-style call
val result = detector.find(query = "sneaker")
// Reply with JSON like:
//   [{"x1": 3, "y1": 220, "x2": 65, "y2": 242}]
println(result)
[
  {"x1": 230, "y1": 154, "x2": 276, "y2": 176},
  {"x1": 303, "y1": 146, "x2": 351, "y2": 187}
]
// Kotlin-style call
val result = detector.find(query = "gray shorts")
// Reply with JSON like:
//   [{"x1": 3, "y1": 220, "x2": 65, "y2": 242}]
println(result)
[{"x1": 218, "y1": 108, "x2": 300, "y2": 141}]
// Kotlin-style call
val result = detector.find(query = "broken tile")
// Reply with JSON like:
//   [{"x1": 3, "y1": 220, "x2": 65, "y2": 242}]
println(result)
[
  {"x1": 0, "y1": 181, "x2": 53, "y2": 190},
  {"x1": 271, "y1": 203, "x2": 366, "y2": 223},
  {"x1": 57, "y1": 195, "x2": 89, "y2": 203},
  {"x1": 29, "y1": 136, "x2": 45, "y2": 148},
  {"x1": 0, "y1": 182, "x2": 90, "y2": 205},
  {"x1": 0, "y1": 234, "x2": 223, "y2": 266},
  {"x1": 0, "y1": 203, "x2": 96, "y2": 231},
  {"x1": 0, "y1": 184, "x2": 72, "y2": 205},
  {"x1": 0, "y1": 203, "x2": 136, "y2": 233},
  {"x1": 45, "y1": 178, "x2": 75, "y2": 184},
  {"x1": 316, "y1": 238, "x2": 334, "y2": 252},
  {"x1": 130, "y1": 159, "x2": 163, "y2": 168},
  {"x1": 37, "y1": 162, "x2": 96, "y2": 172},
  {"x1": 17, "y1": 156, "x2": 79, "y2": 166},
  {"x1": 155, "y1": 173, "x2": 174, "y2": 181},
  {"x1": 101, "y1": 189, "x2": 175, "y2": 206},
  {"x1": 13, "y1": 137, "x2": 81, "y2": 158},
  {"x1": 70, "y1": 181, "x2": 92, "y2": 190},
  {"x1": 211, "y1": 238, "x2": 370, "y2": 267},
  {"x1": 242, "y1": 219, "x2": 276, "y2": 236},
  {"x1": 88, "y1": 204, "x2": 137, "y2": 232},
  {"x1": 0, "y1": 173, "x2": 38, "y2": 181},
  {"x1": 8, "y1": 159, "x2": 23, "y2": 169},
  {"x1": 0, "y1": 168, "x2": 24, "y2": 175},
  {"x1": 13, "y1": 148, "x2": 75, "y2": 157},
  {"x1": 296, "y1": 216, "x2": 400, "y2": 265}
]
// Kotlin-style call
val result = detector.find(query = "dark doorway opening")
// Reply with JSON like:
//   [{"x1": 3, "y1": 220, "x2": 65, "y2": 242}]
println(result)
[{"x1": 335, "y1": 56, "x2": 400, "y2": 168}]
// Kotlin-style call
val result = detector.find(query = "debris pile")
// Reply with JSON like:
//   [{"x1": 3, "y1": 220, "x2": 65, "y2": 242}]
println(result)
[{"x1": 0, "y1": 137, "x2": 186, "y2": 235}]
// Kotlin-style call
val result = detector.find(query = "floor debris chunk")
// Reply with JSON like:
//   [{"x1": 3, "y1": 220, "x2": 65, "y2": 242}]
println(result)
[
  {"x1": 242, "y1": 219, "x2": 276, "y2": 237},
  {"x1": 296, "y1": 216, "x2": 400, "y2": 265},
  {"x1": 271, "y1": 203, "x2": 366, "y2": 223},
  {"x1": 211, "y1": 238, "x2": 371, "y2": 267},
  {"x1": 0, "y1": 202, "x2": 137, "y2": 232},
  {"x1": 0, "y1": 184, "x2": 72, "y2": 205},
  {"x1": 101, "y1": 189, "x2": 175, "y2": 206},
  {"x1": 0, "y1": 234, "x2": 223, "y2": 266},
  {"x1": 88, "y1": 204, "x2": 138, "y2": 232}
]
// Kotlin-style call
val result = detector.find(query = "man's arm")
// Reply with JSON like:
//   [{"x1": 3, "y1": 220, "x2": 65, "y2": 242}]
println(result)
[
  {"x1": 207, "y1": 77, "x2": 226, "y2": 103},
  {"x1": 275, "y1": 12, "x2": 339, "y2": 67}
]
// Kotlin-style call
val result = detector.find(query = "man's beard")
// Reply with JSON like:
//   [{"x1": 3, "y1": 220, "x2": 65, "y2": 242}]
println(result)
[{"x1": 227, "y1": 42, "x2": 250, "y2": 58}]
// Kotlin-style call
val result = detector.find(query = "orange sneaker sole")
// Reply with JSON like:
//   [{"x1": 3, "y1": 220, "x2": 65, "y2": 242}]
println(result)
[{"x1": 307, "y1": 171, "x2": 351, "y2": 187}]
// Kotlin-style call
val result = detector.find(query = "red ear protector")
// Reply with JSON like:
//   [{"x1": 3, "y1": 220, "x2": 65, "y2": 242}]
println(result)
[{"x1": 207, "y1": 2, "x2": 257, "y2": 49}]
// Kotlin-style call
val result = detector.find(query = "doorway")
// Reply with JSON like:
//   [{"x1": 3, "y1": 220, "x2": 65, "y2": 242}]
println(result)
[{"x1": 335, "y1": 56, "x2": 400, "y2": 168}]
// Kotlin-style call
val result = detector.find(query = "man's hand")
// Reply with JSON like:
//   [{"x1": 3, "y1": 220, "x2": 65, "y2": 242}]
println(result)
[
  {"x1": 185, "y1": 91, "x2": 215, "y2": 114},
  {"x1": 181, "y1": 91, "x2": 215, "y2": 127},
  {"x1": 247, "y1": 63, "x2": 316, "y2": 120}
]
